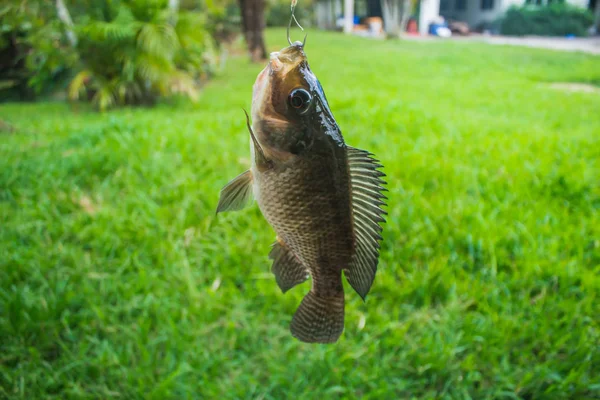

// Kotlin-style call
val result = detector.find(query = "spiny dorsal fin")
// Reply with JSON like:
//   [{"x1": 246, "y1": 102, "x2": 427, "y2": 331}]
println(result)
[
  {"x1": 345, "y1": 146, "x2": 387, "y2": 300},
  {"x1": 269, "y1": 239, "x2": 309, "y2": 293},
  {"x1": 216, "y1": 170, "x2": 254, "y2": 214}
]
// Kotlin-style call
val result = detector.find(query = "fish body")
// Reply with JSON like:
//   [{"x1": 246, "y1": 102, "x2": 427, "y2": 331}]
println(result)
[{"x1": 217, "y1": 42, "x2": 386, "y2": 343}]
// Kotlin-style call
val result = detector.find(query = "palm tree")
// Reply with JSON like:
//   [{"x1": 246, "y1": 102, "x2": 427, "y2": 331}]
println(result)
[{"x1": 381, "y1": 0, "x2": 415, "y2": 37}]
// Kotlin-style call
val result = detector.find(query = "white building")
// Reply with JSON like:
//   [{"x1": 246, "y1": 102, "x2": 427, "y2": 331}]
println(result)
[{"x1": 315, "y1": 0, "x2": 599, "y2": 35}]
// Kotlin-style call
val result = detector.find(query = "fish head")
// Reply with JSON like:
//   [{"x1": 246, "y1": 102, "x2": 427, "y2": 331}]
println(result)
[{"x1": 251, "y1": 41, "x2": 343, "y2": 160}]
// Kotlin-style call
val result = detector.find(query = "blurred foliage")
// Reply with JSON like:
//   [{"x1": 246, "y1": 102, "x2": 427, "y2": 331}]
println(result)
[
  {"x1": 266, "y1": 0, "x2": 315, "y2": 27},
  {"x1": 500, "y1": 4, "x2": 595, "y2": 37},
  {"x1": 68, "y1": 0, "x2": 217, "y2": 110},
  {"x1": 205, "y1": 0, "x2": 241, "y2": 45},
  {"x1": 0, "y1": 0, "x2": 227, "y2": 109},
  {"x1": 0, "y1": 1, "x2": 77, "y2": 100}
]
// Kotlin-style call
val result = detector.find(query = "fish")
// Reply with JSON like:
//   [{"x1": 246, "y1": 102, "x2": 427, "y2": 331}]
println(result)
[{"x1": 216, "y1": 40, "x2": 386, "y2": 343}]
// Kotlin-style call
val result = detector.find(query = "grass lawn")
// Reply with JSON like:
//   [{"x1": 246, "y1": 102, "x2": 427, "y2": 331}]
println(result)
[{"x1": 1, "y1": 29, "x2": 600, "y2": 399}]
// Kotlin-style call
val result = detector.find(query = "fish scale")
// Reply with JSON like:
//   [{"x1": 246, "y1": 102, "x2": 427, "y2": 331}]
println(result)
[{"x1": 254, "y1": 154, "x2": 354, "y2": 287}]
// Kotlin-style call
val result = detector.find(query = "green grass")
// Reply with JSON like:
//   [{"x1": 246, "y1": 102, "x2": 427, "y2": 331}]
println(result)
[{"x1": 1, "y1": 29, "x2": 600, "y2": 399}]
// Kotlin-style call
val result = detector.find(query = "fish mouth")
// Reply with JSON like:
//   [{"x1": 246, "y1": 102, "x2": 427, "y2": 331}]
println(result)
[
  {"x1": 251, "y1": 42, "x2": 308, "y2": 129},
  {"x1": 268, "y1": 42, "x2": 306, "y2": 74},
  {"x1": 252, "y1": 43, "x2": 306, "y2": 109}
]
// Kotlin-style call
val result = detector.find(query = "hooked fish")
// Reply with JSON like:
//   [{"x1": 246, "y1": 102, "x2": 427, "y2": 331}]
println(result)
[{"x1": 217, "y1": 40, "x2": 386, "y2": 343}]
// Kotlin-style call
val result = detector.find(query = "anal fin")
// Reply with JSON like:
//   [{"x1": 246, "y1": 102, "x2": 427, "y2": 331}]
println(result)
[
  {"x1": 216, "y1": 170, "x2": 254, "y2": 214},
  {"x1": 269, "y1": 239, "x2": 309, "y2": 293}
]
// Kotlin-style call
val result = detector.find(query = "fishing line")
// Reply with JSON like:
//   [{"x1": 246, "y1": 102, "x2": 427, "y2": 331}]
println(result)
[{"x1": 287, "y1": 0, "x2": 306, "y2": 46}]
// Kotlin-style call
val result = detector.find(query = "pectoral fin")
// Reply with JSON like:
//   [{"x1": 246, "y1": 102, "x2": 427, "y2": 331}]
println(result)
[
  {"x1": 269, "y1": 239, "x2": 309, "y2": 293},
  {"x1": 216, "y1": 170, "x2": 254, "y2": 213},
  {"x1": 345, "y1": 146, "x2": 387, "y2": 300}
]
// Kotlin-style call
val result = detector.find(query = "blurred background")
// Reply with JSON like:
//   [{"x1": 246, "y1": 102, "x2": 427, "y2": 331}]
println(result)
[{"x1": 1, "y1": 0, "x2": 599, "y2": 399}]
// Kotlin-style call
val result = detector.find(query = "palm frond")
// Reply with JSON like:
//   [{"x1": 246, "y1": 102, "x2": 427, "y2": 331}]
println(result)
[
  {"x1": 135, "y1": 53, "x2": 174, "y2": 83},
  {"x1": 79, "y1": 6, "x2": 140, "y2": 43},
  {"x1": 93, "y1": 83, "x2": 116, "y2": 111},
  {"x1": 175, "y1": 11, "x2": 208, "y2": 48},
  {"x1": 114, "y1": 79, "x2": 143, "y2": 104},
  {"x1": 80, "y1": 22, "x2": 137, "y2": 43},
  {"x1": 68, "y1": 69, "x2": 92, "y2": 100},
  {"x1": 137, "y1": 23, "x2": 179, "y2": 58}
]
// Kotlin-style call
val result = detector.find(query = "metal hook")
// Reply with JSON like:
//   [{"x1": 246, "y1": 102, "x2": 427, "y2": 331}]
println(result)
[{"x1": 287, "y1": 1, "x2": 305, "y2": 47}]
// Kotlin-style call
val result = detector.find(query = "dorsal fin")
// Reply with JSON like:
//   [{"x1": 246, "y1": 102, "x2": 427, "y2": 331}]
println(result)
[{"x1": 345, "y1": 146, "x2": 387, "y2": 300}]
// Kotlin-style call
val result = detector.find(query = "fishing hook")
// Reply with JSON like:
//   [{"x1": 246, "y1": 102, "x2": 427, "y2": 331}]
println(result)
[{"x1": 287, "y1": 1, "x2": 307, "y2": 47}]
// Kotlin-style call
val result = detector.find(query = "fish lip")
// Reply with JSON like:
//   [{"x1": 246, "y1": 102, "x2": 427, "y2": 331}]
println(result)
[
  {"x1": 269, "y1": 44, "x2": 306, "y2": 73},
  {"x1": 269, "y1": 52, "x2": 283, "y2": 72}
]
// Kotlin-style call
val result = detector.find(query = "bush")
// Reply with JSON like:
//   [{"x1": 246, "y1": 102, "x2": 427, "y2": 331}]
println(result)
[
  {"x1": 500, "y1": 4, "x2": 594, "y2": 37},
  {"x1": 1, "y1": 0, "x2": 219, "y2": 110},
  {"x1": 68, "y1": 1, "x2": 216, "y2": 110},
  {"x1": 0, "y1": 1, "x2": 76, "y2": 101}
]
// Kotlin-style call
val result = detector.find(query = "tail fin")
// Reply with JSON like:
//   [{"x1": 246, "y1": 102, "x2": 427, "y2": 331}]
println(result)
[{"x1": 290, "y1": 290, "x2": 345, "y2": 343}]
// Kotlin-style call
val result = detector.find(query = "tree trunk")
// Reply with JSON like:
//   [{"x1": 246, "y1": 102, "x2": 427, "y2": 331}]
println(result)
[
  {"x1": 238, "y1": 0, "x2": 248, "y2": 44},
  {"x1": 381, "y1": 0, "x2": 399, "y2": 36},
  {"x1": 595, "y1": 0, "x2": 600, "y2": 32},
  {"x1": 56, "y1": 0, "x2": 77, "y2": 47},
  {"x1": 399, "y1": 0, "x2": 412, "y2": 35},
  {"x1": 381, "y1": 0, "x2": 412, "y2": 37},
  {"x1": 168, "y1": 0, "x2": 180, "y2": 25},
  {"x1": 239, "y1": 0, "x2": 267, "y2": 62},
  {"x1": 343, "y1": 0, "x2": 354, "y2": 34}
]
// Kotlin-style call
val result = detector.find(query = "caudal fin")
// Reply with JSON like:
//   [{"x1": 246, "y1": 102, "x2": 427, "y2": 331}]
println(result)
[{"x1": 290, "y1": 290, "x2": 345, "y2": 343}]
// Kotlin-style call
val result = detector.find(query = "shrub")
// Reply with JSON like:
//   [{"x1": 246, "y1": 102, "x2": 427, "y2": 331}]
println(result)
[
  {"x1": 68, "y1": 1, "x2": 216, "y2": 111},
  {"x1": 500, "y1": 4, "x2": 594, "y2": 37},
  {"x1": 0, "y1": 1, "x2": 76, "y2": 100},
  {"x1": 1, "y1": 0, "x2": 219, "y2": 109}
]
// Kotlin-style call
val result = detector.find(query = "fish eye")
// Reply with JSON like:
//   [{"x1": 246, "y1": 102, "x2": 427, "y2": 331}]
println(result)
[{"x1": 288, "y1": 88, "x2": 312, "y2": 113}]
